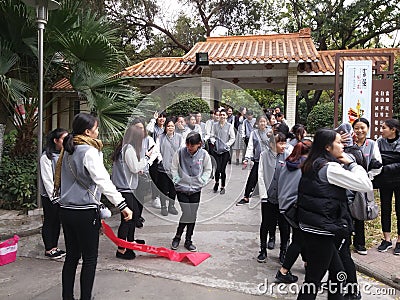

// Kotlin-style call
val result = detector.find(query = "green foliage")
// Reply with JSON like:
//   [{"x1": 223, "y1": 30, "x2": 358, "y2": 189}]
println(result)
[
  {"x1": 296, "y1": 99, "x2": 308, "y2": 125},
  {"x1": 165, "y1": 94, "x2": 210, "y2": 116},
  {"x1": 265, "y1": 0, "x2": 400, "y2": 50},
  {"x1": 306, "y1": 102, "x2": 341, "y2": 133},
  {"x1": 0, "y1": 131, "x2": 37, "y2": 210}
]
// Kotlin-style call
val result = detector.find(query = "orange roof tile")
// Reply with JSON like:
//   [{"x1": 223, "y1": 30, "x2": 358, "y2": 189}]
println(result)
[
  {"x1": 121, "y1": 57, "x2": 196, "y2": 78},
  {"x1": 182, "y1": 28, "x2": 319, "y2": 64},
  {"x1": 52, "y1": 77, "x2": 72, "y2": 90},
  {"x1": 301, "y1": 48, "x2": 400, "y2": 74}
]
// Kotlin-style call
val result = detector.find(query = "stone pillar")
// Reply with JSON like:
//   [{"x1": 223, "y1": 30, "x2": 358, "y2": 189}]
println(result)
[
  {"x1": 286, "y1": 63, "x2": 298, "y2": 129},
  {"x1": 201, "y1": 67, "x2": 213, "y2": 109},
  {"x1": 0, "y1": 124, "x2": 5, "y2": 166}
]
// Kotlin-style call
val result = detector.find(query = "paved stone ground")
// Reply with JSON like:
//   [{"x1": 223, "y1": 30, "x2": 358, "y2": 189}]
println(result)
[{"x1": 0, "y1": 162, "x2": 399, "y2": 299}]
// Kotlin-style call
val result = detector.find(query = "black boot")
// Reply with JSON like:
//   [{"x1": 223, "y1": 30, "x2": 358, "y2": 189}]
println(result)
[{"x1": 257, "y1": 243, "x2": 267, "y2": 263}]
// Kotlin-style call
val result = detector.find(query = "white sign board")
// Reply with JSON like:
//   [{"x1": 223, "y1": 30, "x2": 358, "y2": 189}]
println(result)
[{"x1": 342, "y1": 60, "x2": 372, "y2": 124}]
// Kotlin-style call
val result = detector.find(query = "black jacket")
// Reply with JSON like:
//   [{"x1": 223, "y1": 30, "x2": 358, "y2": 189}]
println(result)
[
  {"x1": 298, "y1": 159, "x2": 353, "y2": 237},
  {"x1": 373, "y1": 151, "x2": 400, "y2": 188}
]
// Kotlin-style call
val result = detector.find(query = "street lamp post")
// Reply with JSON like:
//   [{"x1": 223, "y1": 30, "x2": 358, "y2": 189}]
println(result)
[{"x1": 22, "y1": 0, "x2": 60, "y2": 210}]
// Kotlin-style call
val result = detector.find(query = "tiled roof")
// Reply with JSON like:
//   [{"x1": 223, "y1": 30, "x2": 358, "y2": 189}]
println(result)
[
  {"x1": 121, "y1": 57, "x2": 196, "y2": 78},
  {"x1": 52, "y1": 77, "x2": 72, "y2": 91},
  {"x1": 182, "y1": 28, "x2": 319, "y2": 64},
  {"x1": 300, "y1": 48, "x2": 400, "y2": 74}
]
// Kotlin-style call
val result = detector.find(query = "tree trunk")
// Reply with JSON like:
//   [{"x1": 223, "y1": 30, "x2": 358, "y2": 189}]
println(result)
[{"x1": 13, "y1": 122, "x2": 36, "y2": 157}]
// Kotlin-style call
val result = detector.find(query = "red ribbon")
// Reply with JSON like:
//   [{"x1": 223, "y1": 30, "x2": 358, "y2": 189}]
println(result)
[{"x1": 101, "y1": 220, "x2": 211, "y2": 266}]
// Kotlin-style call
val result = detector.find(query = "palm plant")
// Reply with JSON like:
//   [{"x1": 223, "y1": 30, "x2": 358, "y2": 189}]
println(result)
[{"x1": 0, "y1": 0, "x2": 141, "y2": 157}]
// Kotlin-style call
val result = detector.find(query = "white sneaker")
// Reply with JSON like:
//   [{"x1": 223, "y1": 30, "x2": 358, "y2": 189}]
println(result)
[{"x1": 152, "y1": 197, "x2": 161, "y2": 209}]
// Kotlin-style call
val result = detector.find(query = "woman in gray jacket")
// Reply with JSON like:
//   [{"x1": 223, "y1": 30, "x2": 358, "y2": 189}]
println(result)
[{"x1": 170, "y1": 132, "x2": 212, "y2": 252}]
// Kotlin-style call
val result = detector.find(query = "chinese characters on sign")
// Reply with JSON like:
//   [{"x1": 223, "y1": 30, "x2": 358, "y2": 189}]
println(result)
[
  {"x1": 371, "y1": 79, "x2": 393, "y2": 139},
  {"x1": 342, "y1": 60, "x2": 373, "y2": 126}
]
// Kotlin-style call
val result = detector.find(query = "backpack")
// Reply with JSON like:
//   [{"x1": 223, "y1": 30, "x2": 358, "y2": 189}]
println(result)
[{"x1": 348, "y1": 190, "x2": 379, "y2": 221}]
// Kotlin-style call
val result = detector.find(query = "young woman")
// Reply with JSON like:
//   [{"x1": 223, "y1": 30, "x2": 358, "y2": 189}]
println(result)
[
  {"x1": 236, "y1": 115, "x2": 270, "y2": 206},
  {"x1": 111, "y1": 119, "x2": 150, "y2": 259},
  {"x1": 232, "y1": 107, "x2": 246, "y2": 165},
  {"x1": 288, "y1": 124, "x2": 307, "y2": 147},
  {"x1": 40, "y1": 128, "x2": 68, "y2": 259},
  {"x1": 257, "y1": 132, "x2": 292, "y2": 264},
  {"x1": 55, "y1": 113, "x2": 132, "y2": 300},
  {"x1": 296, "y1": 129, "x2": 372, "y2": 300},
  {"x1": 146, "y1": 111, "x2": 166, "y2": 209},
  {"x1": 210, "y1": 109, "x2": 235, "y2": 194},
  {"x1": 352, "y1": 118, "x2": 382, "y2": 255},
  {"x1": 275, "y1": 140, "x2": 312, "y2": 284},
  {"x1": 374, "y1": 118, "x2": 400, "y2": 255},
  {"x1": 156, "y1": 117, "x2": 184, "y2": 216},
  {"x1": 170, "y1": 132, "x2": 212, "y2": 251}
]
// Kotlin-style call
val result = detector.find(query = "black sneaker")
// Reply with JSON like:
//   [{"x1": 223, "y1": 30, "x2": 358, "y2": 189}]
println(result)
[
  {"x1": 45, "y1": 249, "x2": 63, "y2": 259},
  {"x1": 345, "y1": 291, "x2": 362, "y2": 300},
  {"x1": 378, "y1": 239, "x2": 393, "y2": 252},
  {"x1": 184, "y1": 241, "x2": 197, "y2": 252},
  {"x1": 279, "y1": 249, "x2": 286, "y2": 265},
  {"x1": 267, "y1": 236, "x2": 275, "y2": 250},
  {"x1": 168, "y1": 205, "x2": 178, "y2": 215},
  {"x1": 116, "y1": 250, "x2": 136, "y2": 260},
  {"x1": 135, "y1": 219, "x2": 144, "y2": 228},
  {"x1": 213, "y1": 182, "x2": 219, "y2": 193},
  {"x1": 257, "y1": 250, "x2": 267, "y2": 263},
  {"x1": 56, "y1": 248, "x2": 66, "y2": 258},
  {"x1": 171, "y1": 237, "x2": 180, "y2": 250},
  {"x1": 275, "y1": 270, "x2": 298, "y2": 283},
  {"x1": 236, "y1": 198, "x2": 249, "y2": 206},
  {"x1": 394, "y1": 242, "x2": 400, "y2": 255},
  {"x1": 354, "y1": 244, "x2": 368, "y2": 255},
  {"x1": 220, "y1": 187, "x2": 225, "y2": 194},
  {"x1": 161, "y1": 206, "x2": 168, "y2": 216}
]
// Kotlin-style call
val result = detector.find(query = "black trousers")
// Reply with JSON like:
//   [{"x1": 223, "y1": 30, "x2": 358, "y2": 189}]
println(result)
[
  {"x1": 117, "y1": 192, "x2": 137, "y2": 246},
  {"x1": 41, "y1": 196, "x2": 61, "y2": 251},
  {"x1": 214, "y1": 151, "x2": 230, "y2": 187},
  {"x1": 149, "y1": 161, "x2": 160, "y2": 199},
  {"x1": 297, "y1": 232, "x2": 345, "y2": 300},
  {"x1": 260, "y1": 202, "x2": 290, "y2": 250},
  {"x1": 335, "y1": 234, "x2": 357, "y2": 287},
  {"x1": 60, "y1": 208, "x2": 100, "y2": 300},
  {"x1": 175, "y1": 191, "x2": 200, "y2": 241},
  {"x1": 282, "y1": 227, "x2": 306, "y2": 270},
  {"x1": 158, "y1": 172, "x2": 176, "y2": 207},
  {"x1": 244, "y1": 161, "x2": 259, "y2": 198},
  {"x1": 379, "y1": 186, "x2": 400, "y2": 234},
  {"x1": 352, "y1": 219, "x2": 365, "y2": 247}
]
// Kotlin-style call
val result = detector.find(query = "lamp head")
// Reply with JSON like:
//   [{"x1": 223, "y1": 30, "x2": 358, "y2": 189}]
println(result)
[{"x1": 22, "y1": 0, "x2": 60, "y2": 24}]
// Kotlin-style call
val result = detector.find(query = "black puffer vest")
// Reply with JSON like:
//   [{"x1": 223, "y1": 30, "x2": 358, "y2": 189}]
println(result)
[{"x1": 297, "y1": 159, "x2": 353, "y2": 236}]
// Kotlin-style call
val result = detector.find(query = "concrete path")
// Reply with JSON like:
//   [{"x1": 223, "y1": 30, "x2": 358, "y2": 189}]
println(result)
[{"x1": 0, "y1": 162, "x2": 399, "y2": 299}]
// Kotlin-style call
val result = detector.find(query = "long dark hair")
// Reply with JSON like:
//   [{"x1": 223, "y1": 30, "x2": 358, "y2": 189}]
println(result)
[
  {"x1": 287, "y1": 139, "x2": 312, "y2": 163},
  {"x1": 63, "y1": 113, "x2": 98, "y2": 154},
  {"x1": 301, "y1": 129, "x2": 339, "y2": 174},
  {"x1": 45, "y1": 128, "x2": 67, "y2": 159},
  {"x1": 122, "y1": 118, "x2": 146, "y2": 160}
]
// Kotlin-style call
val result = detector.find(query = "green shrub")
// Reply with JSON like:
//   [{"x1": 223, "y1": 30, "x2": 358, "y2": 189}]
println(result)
[
  {"x1": 0, "y1": 131, "x2": 37, "y2": 210},
  {"x1": 306, "y1": 102, "x2": 341, "y2": 133},
  {"x1": 166, "y1": 94, "x2": 210, "y2": 116}
]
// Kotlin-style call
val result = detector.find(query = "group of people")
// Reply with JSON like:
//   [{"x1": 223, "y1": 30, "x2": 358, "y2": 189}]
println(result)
[{"x1": 38, "y1": 106, "x2": 400, "y2": 300}]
